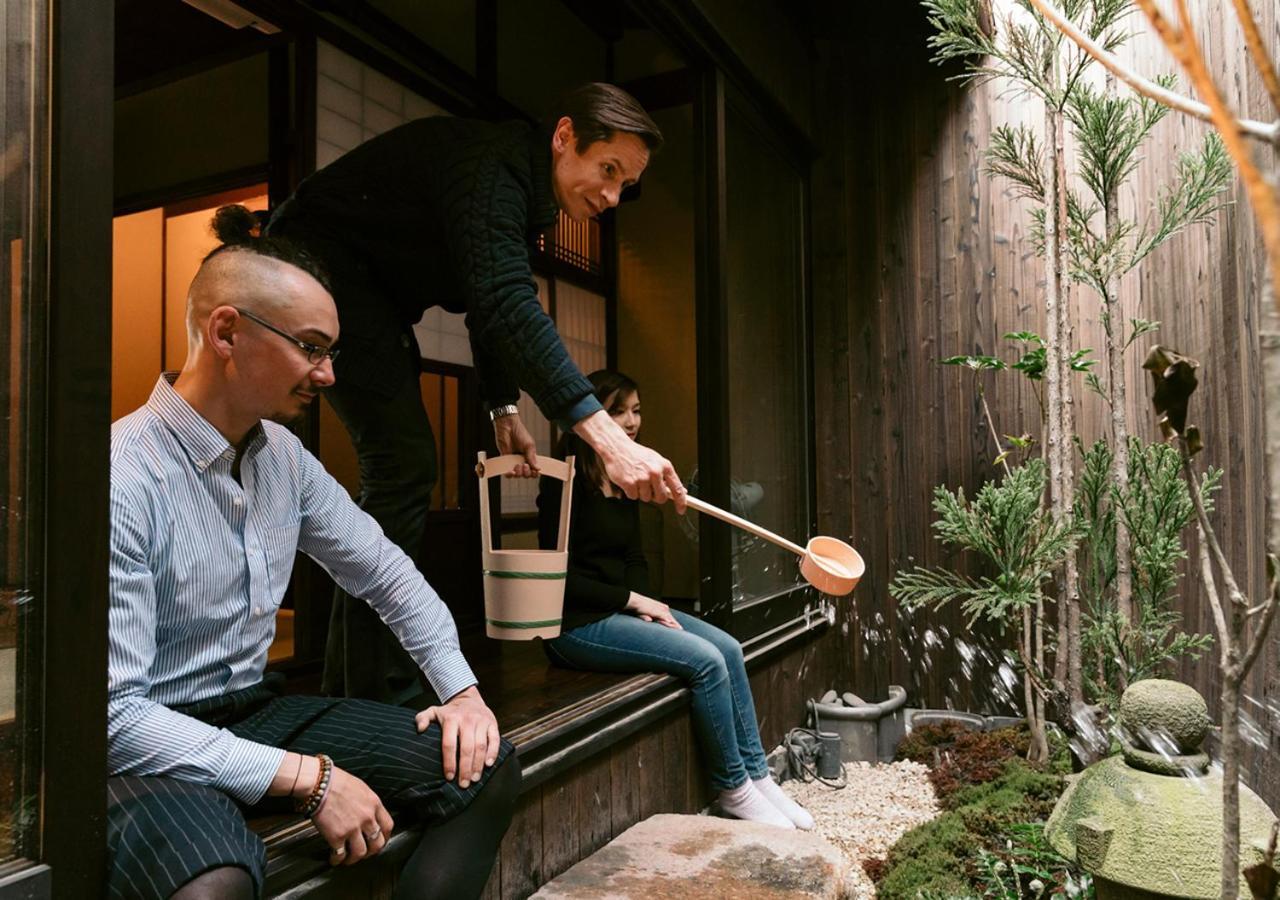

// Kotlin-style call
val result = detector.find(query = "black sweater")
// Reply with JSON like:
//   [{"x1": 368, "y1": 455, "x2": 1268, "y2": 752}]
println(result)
[
  {"x1": 536, "y1": 446, "x2": 649, "y2": 631},
  {"x1": 269, "y1": 117, "x2": 599, "y2": 426}
]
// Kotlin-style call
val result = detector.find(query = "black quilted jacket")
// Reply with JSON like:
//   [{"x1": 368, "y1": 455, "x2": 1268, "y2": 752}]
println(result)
[{"x1": 269, "y1": 117, "x2": 599, "y2": 426}]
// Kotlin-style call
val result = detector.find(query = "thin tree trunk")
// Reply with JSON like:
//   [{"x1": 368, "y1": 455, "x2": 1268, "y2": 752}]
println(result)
[
  {"x1": 1035, "y1": 593, "x2": 1048, "y2": 763},
  {"x1": 1044, "y1": 91, "x2": 1069, "y2": 692},
  {"x1": 1022, "y1": 607, "x2": 1044, "y2": 761},
  {"x1": 1053, "y1": 103, "x2": 1084, "y2": 710},
  {"x1": 1220, "y1": 665, "x2": 1242, "y2": 900},
  {"x1": 1104, "y1": 71, "x2": 1135, "y2": 633}
]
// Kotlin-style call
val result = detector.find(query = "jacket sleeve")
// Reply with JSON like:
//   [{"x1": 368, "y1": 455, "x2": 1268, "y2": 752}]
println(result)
[
  {"x1": 469, "y1": 326, "x2": 521, "y2": 413},
  {"x1": 450, "y1": 156, "x2": 602, "y2": 428}
]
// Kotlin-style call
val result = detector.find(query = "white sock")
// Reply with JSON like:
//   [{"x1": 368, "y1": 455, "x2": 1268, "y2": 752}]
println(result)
[
  {"x1": 717, "y1": 781, "x2": 794, "y2": 829},
  {"x1": 753, "y1": 775, "x2": 815, "y2": 830}
]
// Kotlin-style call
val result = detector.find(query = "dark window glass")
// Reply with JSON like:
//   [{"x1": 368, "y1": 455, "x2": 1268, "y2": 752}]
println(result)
[
  {"x1": 724, "y1": 99, "x2": 810, "y2": 608},
  {"x1": 0, "y1": 0, "x2": 49, "y2": 864}
]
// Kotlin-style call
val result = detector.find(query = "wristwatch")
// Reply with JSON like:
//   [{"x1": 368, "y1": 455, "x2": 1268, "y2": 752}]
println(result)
[{"x1": 488, "y1": 404, "x2": 520, "y2": 421}]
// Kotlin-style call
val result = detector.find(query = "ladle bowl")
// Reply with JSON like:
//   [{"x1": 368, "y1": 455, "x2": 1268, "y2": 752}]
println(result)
[
  {"x1": 683, "y1": 495, "x2": 864, "y2": 596},
  {"x1": 798, "y1": 536, "x2": 865, "y2": 596}
]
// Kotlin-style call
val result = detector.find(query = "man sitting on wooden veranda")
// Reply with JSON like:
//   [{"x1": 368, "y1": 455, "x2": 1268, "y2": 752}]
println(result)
[{"x1": 106, "y1": 210, "x2": 518, "y2": 900}]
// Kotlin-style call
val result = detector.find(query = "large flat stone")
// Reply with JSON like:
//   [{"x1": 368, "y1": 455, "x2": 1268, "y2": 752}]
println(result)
[{"x1": 533, "y1": 814, "x2": 850, "y2": 899}]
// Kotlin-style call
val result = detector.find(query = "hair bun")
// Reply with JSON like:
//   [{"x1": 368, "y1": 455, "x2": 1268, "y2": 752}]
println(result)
[{"x1": 210, "y1": 204, "x2": 265, "y2": 245}]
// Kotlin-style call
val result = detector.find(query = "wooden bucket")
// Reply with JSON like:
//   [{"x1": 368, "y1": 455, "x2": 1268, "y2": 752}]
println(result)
[{"x1": 476, "y1": 452, "x2": 575, "y2": 640}]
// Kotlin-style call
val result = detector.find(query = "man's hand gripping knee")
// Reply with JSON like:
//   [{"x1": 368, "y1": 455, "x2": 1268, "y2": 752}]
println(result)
[{"x1": 415, "y1": 685, "x2": 502, "y2": 790}]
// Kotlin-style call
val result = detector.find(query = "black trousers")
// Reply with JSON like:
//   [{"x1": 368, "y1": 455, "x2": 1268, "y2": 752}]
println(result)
[
  {"x1": 106, "y1": 678, "x2": 513, "y2": 899},
  {"x1": 321, "y1": 354, "x2": 440, "y2": 703},
  {"x1": 267, "y1": 210, "x2": 441, "y2": 705}
]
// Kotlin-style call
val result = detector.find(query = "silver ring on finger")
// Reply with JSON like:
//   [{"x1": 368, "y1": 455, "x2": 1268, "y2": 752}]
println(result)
[
  {"x1": 332, "y1": 846, "x2": 347, "y2": 858},
  {"x1": 365, "y1": 827, "x2": 382, "y2": 842}
]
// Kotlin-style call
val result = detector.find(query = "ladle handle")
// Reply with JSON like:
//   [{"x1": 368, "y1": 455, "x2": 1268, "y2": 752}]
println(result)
[{"x1": 683, "y1": 495, "x2": 807, "y2": 557}]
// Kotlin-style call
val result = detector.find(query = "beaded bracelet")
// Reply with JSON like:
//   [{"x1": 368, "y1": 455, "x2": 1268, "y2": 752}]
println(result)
[
  {"x1": 312, "y1": 776, "x2": 334, "y2": 818},
  {"x1": 296, "y1": 753, "x2": 333, "y2": 818}
]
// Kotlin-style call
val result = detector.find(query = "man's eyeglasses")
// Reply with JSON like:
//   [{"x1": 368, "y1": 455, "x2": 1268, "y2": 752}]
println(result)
[{"x1": 234, "y1": 307, "x2": 340, "y2": 366}]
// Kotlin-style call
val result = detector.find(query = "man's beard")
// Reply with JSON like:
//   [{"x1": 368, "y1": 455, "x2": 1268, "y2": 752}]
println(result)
[{"x1": 268, "y1": 408, "x2": 305, "y2": 426}]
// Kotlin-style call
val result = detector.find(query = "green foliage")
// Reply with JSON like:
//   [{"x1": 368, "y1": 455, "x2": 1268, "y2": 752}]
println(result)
[
  {"x1": 977, "y1": 823, "x2": 1095, "y2": 899},
  {"x1": 876, "y1": 757, "x2": 1082, "y2": 899},
  {"x1": 922, "y1": 0, "x2": 1045, "y2": 96},
  {"x1": 925, "y1": 0, "x2": 1229, "y2": 292},
  {"x1": 875, "y1": 811, "x2": 976, "y2": 899},
  {"x1": 1067, "y1": 78, "x2": 1172, "y2": 215},
  {"x1": 923, "y1": 0, "x2": 1130, "y2": 108},
  {"x1": 1075, "y1": 438, "x2": 1219, "y2": 705},
  {"x1": 1131, "y1": 132, "x2": 1232, "y2": 268},
  {"x1": 949, "y1": 760, "x2": 1063, "y2": 820},
  {"x1": 942, "y1": 353, "x2": 1008, "y2": 372},
  {"x1": 1125, "y1": 317, "x2": 1161, "y2": 349},
  {"x1": 1064, "y1": 90, "x2": 1231, "y2": 298},
  {"x1": 1005, "y1": 331, "x2": 1096, "y2": 382},
  {"x1": 889, "y1": 460, "x2": 1081, "y2": 628},
  {"x1": 986, "y1": 124, "x2": 1045, "y2": 202}
]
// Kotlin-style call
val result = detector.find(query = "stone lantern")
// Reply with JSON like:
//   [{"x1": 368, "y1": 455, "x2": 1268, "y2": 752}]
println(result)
[{"x1": 1045, "y1": 679, "x2": 1277, "y2": 899}]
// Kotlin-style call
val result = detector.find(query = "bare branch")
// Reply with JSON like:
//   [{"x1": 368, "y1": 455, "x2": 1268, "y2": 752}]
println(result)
[
  {"x1": 1158, "y1": 0, "x2": 1280, "y2": 321},
  {"x1": 1024, "y1": 0, "x2": 1280, "y2": 145},
  {"x1": 1182, "y1": 442, "x2": 1230, "y2": 662},
  {"x1": 980, "y1": 389, "x2": 1013, "y2": 477},
  {"x1": 1239, "y1": 587, "x2": 1279, "y2": 677},
  {"x1": 1180, "y1": 436, "x2": 1250, "y2": 607},
  {"x1": 1228, "y1": 0, "x2": 1280, "y2": 116}
]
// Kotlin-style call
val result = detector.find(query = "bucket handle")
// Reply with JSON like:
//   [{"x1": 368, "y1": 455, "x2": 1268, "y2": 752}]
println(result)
[{"x1": 476, "y1": 453, "x2": 576, "y2": 554}]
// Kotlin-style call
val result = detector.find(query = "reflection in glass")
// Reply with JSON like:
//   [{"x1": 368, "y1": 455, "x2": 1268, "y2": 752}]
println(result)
[
  {"x1": 0, "y1": 0, "x2": 48, "y2": 863},
  {"x1": 724, "y1": 102, "x2": 810, "y2": 607}
]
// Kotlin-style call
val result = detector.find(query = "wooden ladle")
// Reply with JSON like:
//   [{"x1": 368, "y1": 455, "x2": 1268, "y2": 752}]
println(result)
[{"x1": 683, "y1": 495, "x2": 865, "y2": 596}]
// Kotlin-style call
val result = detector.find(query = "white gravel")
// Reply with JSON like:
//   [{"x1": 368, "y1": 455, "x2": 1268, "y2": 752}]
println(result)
[{"x1": 781, "y1": 760, "x2": 941, "y2": 899}]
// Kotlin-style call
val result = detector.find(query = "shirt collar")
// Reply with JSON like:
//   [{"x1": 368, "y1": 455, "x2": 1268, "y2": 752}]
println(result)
[
  {"x1": 145, "y1": 375, "x2": 266, "y2": 472},
  {"x1": 528, "y1": 123, "x2": 560, "y2": 231}
]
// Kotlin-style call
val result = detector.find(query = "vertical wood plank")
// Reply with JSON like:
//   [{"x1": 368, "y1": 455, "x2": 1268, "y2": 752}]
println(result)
[
  {"x1": 573, "y1": 745, "x2": 614, "y2": 858},
  {"x1": 540, "y1": 771, "x2": 579, "y2": 884},
  {"x1": 609, "y1": 736, "x2": 640, "y2": 839},
  {"x1": 499, "y1": 788, "x2": 542, "y2": 900},
  {"x1": 634, "y1": 720, "x2": 666, "y2": 822}
]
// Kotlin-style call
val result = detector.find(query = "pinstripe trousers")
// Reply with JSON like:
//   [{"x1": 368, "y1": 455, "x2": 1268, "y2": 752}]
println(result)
[{"x1": 106, "y1": 676, "x2": 514, "y2": 899}]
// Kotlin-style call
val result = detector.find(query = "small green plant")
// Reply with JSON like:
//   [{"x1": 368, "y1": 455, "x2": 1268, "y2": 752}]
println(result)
[
  {"x1": 890, "y1": 461, "x2": 1079, "y2": 628},
  {"x1": 977, "y1": 823, "x2": 1095, "y2": 899},
  {"x1": 890, "y1": 461, "x2": 1080, "y2": 759},
  {"x1": 1075, "y1": 437, "x2": 1219, "y2": 706}
]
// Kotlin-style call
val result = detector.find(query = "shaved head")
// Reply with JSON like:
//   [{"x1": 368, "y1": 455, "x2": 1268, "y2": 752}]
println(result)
[
  {"x1": 171, "y1": 214, "x2": 338, "y2": 444},
  {"x1": 185, "y1": 249, "x2": 331, "y2": 360}
]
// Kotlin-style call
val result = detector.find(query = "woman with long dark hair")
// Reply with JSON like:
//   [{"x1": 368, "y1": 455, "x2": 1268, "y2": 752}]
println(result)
[{"x1": 536, "y1": 370, "x2": 812, "y2": 829}]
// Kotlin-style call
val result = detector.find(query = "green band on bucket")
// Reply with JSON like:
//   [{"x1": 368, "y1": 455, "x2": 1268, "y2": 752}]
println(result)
[
  {"x1": 483, "y1": 570, "x2": 566, "y2": 580},
  {"x1": 487, "y1": 618, "x2": 562, "y2": 629}
]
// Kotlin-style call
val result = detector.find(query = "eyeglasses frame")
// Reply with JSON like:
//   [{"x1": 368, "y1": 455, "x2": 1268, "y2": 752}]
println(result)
[{"x1": 233, "y1": 306, "x2": 340, "y2": 366}]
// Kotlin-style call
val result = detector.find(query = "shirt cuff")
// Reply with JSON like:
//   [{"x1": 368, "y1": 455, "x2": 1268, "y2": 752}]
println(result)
[
  {"x1": 556, "y1": 394, "x2": 604, "y2": 431},
  {"x1": 425, "y1": 652, "x2": 479, "y2": 704},
  {"x1": 215, "y1": 738, "x2": 288, "y2": 805}
]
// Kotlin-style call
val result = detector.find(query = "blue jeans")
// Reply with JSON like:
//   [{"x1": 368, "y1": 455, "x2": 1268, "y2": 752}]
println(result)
[{"x1": 544, "y1": 610, "x2": 770, "y2": 791}]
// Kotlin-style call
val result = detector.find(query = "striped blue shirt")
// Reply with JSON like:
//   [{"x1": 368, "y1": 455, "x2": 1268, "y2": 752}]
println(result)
[{"x1": 108, "y1": 377, "x2": 477, "y2": 803}]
